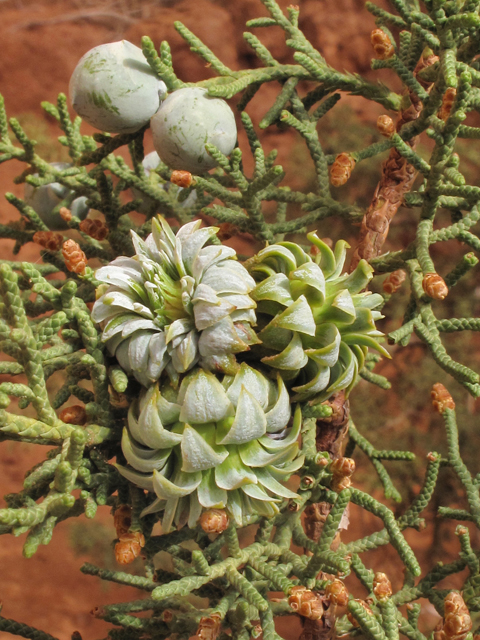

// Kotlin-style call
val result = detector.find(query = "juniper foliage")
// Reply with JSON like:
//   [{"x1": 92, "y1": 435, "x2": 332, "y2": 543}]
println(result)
[{"x1": 0, "y1": 0, "x2": 479, "y2": 639}]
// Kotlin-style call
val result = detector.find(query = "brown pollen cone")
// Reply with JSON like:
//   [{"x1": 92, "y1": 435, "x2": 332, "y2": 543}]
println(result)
[
  {"x1": 371, "y1": 29, "x2": 395, "y2": 59},
  {"x1": 383, "y1": 269, "x2": 406, "y2": 294},
  {"x1": 170, "y1": 170, "x2": 194, "y2": 188},
  {"x1": 189, "y1": 614, "x2": 222, "y2": 640},
  {"x1": 288, "y1": 586, "x2": 325, "y2": 620},
  {"x1": 377, "y1": 115, "x2": 395, "y2": 137},
  {"x1": 330, "y1": 457, "x2": 355, "y2": 492},
  {"x1": 62, "y1": 240, "x2": 87, "y2": 275},
  {"x1": 373, "y1": 572, "x2": 393, "y2": 601},
  {"x1": 59, "y1": 207, "x2": 72, "y2": 222},
  {"x1": 199, "y1": 509, "x2": 229, "y2": 534},
  {"x1": 330, "y1": 153, "x2": 356, "y2": 187},
  {"x1": 431, "y1": 383, "x2": 455, "y2": 413},
  {"x1": 115, "y1": 531, "x2": 145, "y2": 565},
  {"x1": 33, "y1": 231, "x2": 64, "y2": 252},
  {"x1": 79, "y1": 218, "x2": 108, "y2": 241},
  {"x1": 325, "y1": 579, "x2": 349, "y2": 606},
  {"x1": 438, "y1": 88, "x2": 457, "y2": 121},
  {"x1": 58, "y1": 405, "x2": 87, "y2": 425},
  {"x1": 422, "y1": 273, "x2": 448, "y2": 300},
  {"x1": 435, "y1": 592, "x2": 472, "y2": 640}
]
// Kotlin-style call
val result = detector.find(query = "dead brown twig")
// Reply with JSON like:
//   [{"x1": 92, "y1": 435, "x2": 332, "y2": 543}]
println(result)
[
  {"x1": 349, "y1": 52, "x2": 439, "y2": 271},
  {"x1": 300, "y1": 391, "x2": 350, "y2": 640}
]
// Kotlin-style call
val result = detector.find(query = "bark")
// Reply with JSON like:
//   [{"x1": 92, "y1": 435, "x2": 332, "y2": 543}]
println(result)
[
  {"x1": 299, "y1": 392, "x2": 350, "y2": 640},
  {"x1": 349, "y1": 54, "x2": 438, "y2": 271}
]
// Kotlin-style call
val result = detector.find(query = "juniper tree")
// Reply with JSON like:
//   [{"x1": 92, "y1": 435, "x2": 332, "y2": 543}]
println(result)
[{"x1": 0, "y1": 1, "x2": 480, "y2": 640}]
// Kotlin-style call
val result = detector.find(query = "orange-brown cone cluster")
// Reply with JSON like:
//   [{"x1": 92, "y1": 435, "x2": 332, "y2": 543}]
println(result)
[
  {"x1": 330, "y1": 457, "x2": 355, "y2": 492},
  {"x1": 114, "y1": 505, "x2": 145, "y2": 565},
  {"x1": 434, "y1": 593, "x2": 472, "y2": 640},
  {"x1": 431, "y1": 383, "x2": 455, "y2": 413},
  {"x1": 330, "y1": 153, "x2": 356, "y2": 187},
  {"x1": 62, "y1": 240, "x2": 87, "y2": 275},
  {"x1": 33, "y1": 231, "x2": 64, "y2": 252},
  {"x1": 422, "y1": 273, "x2": 449, "y2": 300},
  {"x1": 199, "y1": 509, "x2": 229, "y2": 534},
  {"x1": 383, "y1": 269, "x2": 406, "y2": 294}
]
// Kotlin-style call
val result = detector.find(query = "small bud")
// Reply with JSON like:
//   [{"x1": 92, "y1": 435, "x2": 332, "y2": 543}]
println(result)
[
  {"x1": 62, "y1": 239, "x2": 87, "y2": 275},
  {"x1": 251, "y1": 624, "x2": 263, "y2": 639},
  {"x1": 444, "y1": 614, "x2": 472, "y2": 640},
  {"x1": 325, "y1": 579, "x2": 349, "y2": 606},
  {"x1": 288, "y1": 499, "x2": 301, "y2": 512},
  {"x1": 373, "y1": 572, "x2": 392, "y2": 601},
  {"x1": 189, "y1": 614, "x2": 222, "y2": 640},
  {"x1": 59, "y1": 405, "x2": 87, "y2": 425},
  {"x1": 427, "y1": 451, "x2": 439, "y2": 462},
  {"x1": 114, "y1": 505, "x2": 132, "y2": 538},
  {"x1": 301, "y1": 475, "x2": 315, "y2": 488},
  {"x1": 170, "y1": 170, "x2": 194, "y2": 188},
  {"x1": 438, "y1": 88, "x2": 457, "y2": 121},
  {"x1": 440, "y1": 593, "x2": 472, "y2": 640},
  {"x1": 115, "y1": 531, "x2": 145, "y2": 564},
  {"x1": 288, "y1": 586, "x2": 324, "y2": 620},
  {"x1": 330, "y1": 457, "x2": 355, "y2": 492},
  {"x1": 199, "y1": 509, "x2": 229, "y2": 534},
  {"x1": 79, "y1": 218, "x2": 108, "y2": 241},
  {"x1": 330, "y1": 153, "x2": 356, "y2": 187},
  {"x1": 377, "y1": 115, "x2": 395, "y2": 137},
  {"x1": 444, "y1": 592, "x2": 469, "y2": 617},
  {"x1": 383, "y1": 269, "x2": 406, "y2": 294},
  {"x1": 431, "y1": 383, "x2": 455, "y2": 413},
  {"x1": 417, "y1": 519, "x2": 427, "y2": 531},
  {"x1": 422, "y1": 273, "x2": 448, "y2": 300},
  {"x1": 347, "y1": 600, "x2": 374, "y2": 627},
  {"x1": 456, "y1": 526, "x2": 468, "y2": 536},
  {"x1": 371, "y1": 29, "x2": 395, "y2": 60},
  {"x1": 60, "y1": 207, "x2": 72, "y2": 222},
  {"x1": 33, "y1": 231, "x2": 64, "y2": 253}
]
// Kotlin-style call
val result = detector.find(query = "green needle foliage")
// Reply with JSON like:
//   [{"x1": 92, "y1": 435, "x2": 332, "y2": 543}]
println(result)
[{"x1": 0, "y1": 0, "x2": 480, "y2": 639}]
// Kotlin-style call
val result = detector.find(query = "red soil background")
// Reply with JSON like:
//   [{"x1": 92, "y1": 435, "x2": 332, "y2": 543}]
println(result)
[{"x1": 1, "y1": 1, "x2": 479, "y2": 639}]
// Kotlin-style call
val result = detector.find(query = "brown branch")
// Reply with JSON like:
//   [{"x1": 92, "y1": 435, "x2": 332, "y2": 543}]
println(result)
[
  {"x1": 300, "y1": 391, "x2": 350, "y2": 640},
  {"x1": 349, "y1": 52, "x2": 439, "y2": 271}
]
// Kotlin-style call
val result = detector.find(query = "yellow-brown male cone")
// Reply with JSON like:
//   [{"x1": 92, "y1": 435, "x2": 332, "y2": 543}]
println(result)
[
  {"x1": 377, "y1": 115, "x2": 395, "y2": 138},
  {"x1": 330, "y1": 153, "x2": 356, "y2": 186},
  {"x1": 373, "y1": 572, "x2": 393, "y2": 601},
  {"x1": 383, "y1": 269, "x2": 406, "y2": 294},
  {"x1": 371, "y1": 29, "x2": 395, "y2": 59},
  {"x1": 423, "y1": 273, "x2": 448, "y2": 300},
  {"x1": 325, "y1": 579, "x2": 349, "y2": 606},
  {"x1": 434, "y1": 592, "x2": 472, "y2": 640},
  {"x1": 288, "y1": 587, "x2": 324, "y2": 620},
  {"x1": 431, "y1": 383, "x2": 455, "y2": 413}
]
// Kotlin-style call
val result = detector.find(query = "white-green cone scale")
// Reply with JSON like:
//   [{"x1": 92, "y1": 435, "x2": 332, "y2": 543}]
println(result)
[
  {"x1": 116, "y1": 365, "x2": 303, "y2": 530},
  {"x1": 248, "y1": 233, "x2": 390, "y2": 402},
  {"x1": 92, "y1": 216, "x2": 258, "y2": 386}
]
